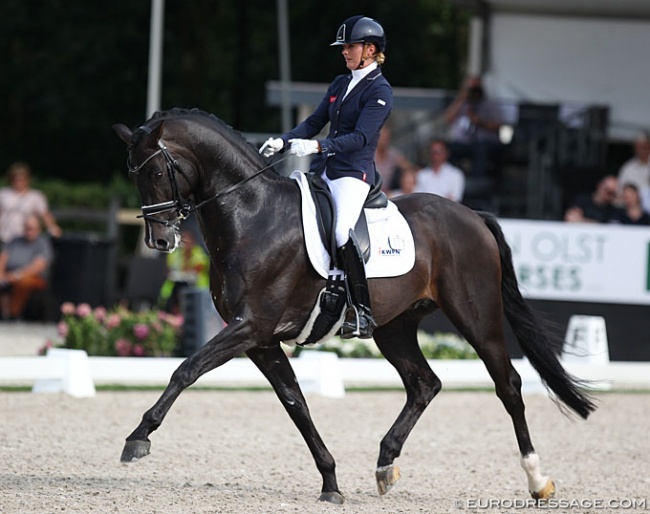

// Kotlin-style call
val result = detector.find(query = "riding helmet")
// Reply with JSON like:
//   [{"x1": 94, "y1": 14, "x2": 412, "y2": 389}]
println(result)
[{"x1": 330, "y1": 15, "x2": 386, "y2": 53}]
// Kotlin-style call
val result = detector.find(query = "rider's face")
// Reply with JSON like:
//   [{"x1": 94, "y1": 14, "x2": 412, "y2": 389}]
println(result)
[{"x1": 342, "y1": 43, "x2": 373, "y2": 71}]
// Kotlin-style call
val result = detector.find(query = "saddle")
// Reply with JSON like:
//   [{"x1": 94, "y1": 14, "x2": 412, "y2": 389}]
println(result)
[{"x1": 306, "y1": 172, "x2": 388, "y2": 265}]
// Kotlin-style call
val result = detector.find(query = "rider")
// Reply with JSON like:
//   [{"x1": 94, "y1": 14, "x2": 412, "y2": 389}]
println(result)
[{"x1": 260, "y1": 15, "x2": 393, "y2": 339}]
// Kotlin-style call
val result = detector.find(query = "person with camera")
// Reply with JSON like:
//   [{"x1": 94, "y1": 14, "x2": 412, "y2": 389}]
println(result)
[{"x1": 444, "y1": 76, "x2": 503, "y2": 178}]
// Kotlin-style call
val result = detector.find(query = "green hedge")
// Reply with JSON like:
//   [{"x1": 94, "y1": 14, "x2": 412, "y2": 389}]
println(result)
[{"x1": 32, "y1": 174, "x2": 140, "y2": 210}]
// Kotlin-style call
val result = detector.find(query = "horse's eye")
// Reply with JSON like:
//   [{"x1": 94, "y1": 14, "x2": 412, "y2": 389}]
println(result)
[{"x1": 151, "y1": 169, "x2": 164, "y2": 180}]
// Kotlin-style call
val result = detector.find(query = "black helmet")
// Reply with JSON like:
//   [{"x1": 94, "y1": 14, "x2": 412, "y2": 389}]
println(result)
[{"x1": 330, "y1": 15, "x2": 386, "y2": 53}]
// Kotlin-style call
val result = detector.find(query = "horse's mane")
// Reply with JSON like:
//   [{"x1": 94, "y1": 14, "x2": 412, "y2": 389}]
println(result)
[{"x1": 136, "y1": 108, "x2": 262, "y2": 162}]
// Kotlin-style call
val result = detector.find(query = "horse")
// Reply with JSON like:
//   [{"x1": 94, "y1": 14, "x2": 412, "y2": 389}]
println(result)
[{"x1": 112, "y1": 108, "x2": 595, "y2": 504}]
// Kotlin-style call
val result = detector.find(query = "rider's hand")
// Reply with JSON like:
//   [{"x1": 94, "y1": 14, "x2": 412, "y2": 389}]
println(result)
[
  {"x1": 259, "y1": 137, "x2": 284, "y2": 158},
  {"x1": 288, "y1": 139, "x2": 320, "y2": 157}
]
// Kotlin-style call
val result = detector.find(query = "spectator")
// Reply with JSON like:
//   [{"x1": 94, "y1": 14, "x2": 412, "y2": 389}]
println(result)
[
  {"x1": 390, "y1": 168, "x2": 417, "y2": 198},
  {"x1": 616, "y1": 134, "x2": 650, "y2": 210},
  {"x1": 0, "y1": 162, "x2": 62, "y2": 248},
  {"x1": 610, "y1": 183, "x2": 650, "y2": 225},
  {"x1": 414, "y1": 140, "x2": 465, "y2": 202},
  {"x1": 0, "y1": 215, "x2": 53, "y2": 320},
  {"x1": 159, "y1": 226, "x2": 210, "y2": 315},
  {"x1": 444, "y1": 76, "x2": 503, "y2": 178},
  {"x1": 564, "y1": 175, "x2": 619, "y2": 223},
  {"x1": 375, "y1": 125, "x2": 417, "y2": 193}
]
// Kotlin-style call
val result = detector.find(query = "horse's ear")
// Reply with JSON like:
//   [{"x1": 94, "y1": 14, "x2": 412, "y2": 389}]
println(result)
[{"x1": 112, "y1": 123, "x2": 133, "y2": 145}]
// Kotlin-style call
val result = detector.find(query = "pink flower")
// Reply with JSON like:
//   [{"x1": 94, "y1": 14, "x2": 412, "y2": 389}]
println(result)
[
  {"x1": 166, "y1": 315, "x2": 184, "y2": 329},
  {"x1": 114, "y1": 338, "x2": 132, "y2": 357},
  {"x1": 132, "y1": 344, "x2": 146, "y2": 357},
  {"x1": 56, "y1": 321, "x2": 69, "y2": 338},
  {"x1": 134, "y1": 323, "x2": 150, "y2": 340},
  {"x1": 76, "y1": 303, "x2": 92, "y2": 318},
  {"x1": 93, "y1": 306, "x2": 107, "y2": 321},
  {"x1": 106, "y1": 313, "x2": 121, "y2": 329},
  {"x1": 38, "y1": 340, "x2": 53, "y2": 355},
  {"x1": 60, "y1": 302, "x2": 76, "y2": 315}
]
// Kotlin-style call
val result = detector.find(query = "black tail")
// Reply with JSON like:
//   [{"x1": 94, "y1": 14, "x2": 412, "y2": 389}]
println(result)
[{"x1": 478, "y1": 212, "x2": 596, "y2": 419}]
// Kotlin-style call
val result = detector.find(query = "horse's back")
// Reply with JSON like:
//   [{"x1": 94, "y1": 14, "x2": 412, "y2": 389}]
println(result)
[{"x1": 393, "y1": 193, "x2": 498, "y2": 255}]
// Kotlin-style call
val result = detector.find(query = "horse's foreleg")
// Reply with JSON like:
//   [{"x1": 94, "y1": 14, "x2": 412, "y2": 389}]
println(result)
[
  {"x1": 372, "y1": 314, "x2": 442, "y2": 496},
  {"x1": 121, "y1": 321, "x2": 257, "y2": 463},
  {"x1": 246, "y1": 344, "x2": 343, "y2": 505}
]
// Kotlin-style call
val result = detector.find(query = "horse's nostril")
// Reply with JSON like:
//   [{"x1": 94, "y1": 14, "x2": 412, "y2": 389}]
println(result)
[{"x1": 155, "y1": 239, "x2": 170, "y2": 251}]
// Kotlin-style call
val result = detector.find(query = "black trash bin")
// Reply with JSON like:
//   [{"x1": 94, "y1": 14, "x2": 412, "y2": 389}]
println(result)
[
  {"x1": 179, "y1": 287, "x2": 224, "y2": 356},
  {"x1": 51, "y1": 233, "x2": 116, "y2": 308}
]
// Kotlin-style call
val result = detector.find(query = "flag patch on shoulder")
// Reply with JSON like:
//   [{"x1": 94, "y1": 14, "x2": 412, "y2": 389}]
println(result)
[{"x1": 377, "y1": 99, "x2": 386, "y2": 106}]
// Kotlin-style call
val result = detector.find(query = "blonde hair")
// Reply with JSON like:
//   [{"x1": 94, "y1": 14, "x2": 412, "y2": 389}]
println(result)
[{"x1": 364, "y1": 42, "x2": 385, "y2": 66}]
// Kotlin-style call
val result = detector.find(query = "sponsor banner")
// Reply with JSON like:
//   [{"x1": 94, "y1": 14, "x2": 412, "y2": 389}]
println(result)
[{"x1": 499, "y1": 219, "x2": 650, "y2": 305}]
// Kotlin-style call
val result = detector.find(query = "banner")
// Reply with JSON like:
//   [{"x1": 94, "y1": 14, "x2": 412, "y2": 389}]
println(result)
[{"x1": 499, "y1": 219, "x2": 650, "y2": 305}]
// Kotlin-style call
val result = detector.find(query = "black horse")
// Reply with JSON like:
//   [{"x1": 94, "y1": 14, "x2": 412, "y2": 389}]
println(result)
[{"x1": 113, "y1": 108, "x2": 594, "y2": 504}]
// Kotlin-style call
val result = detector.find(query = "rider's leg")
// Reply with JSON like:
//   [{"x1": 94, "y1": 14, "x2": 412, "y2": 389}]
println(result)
[
  {"x1": 338, "y1": 232, "x2": 376, "y2": 338},
  {"x1": 321, "y1": 174, "x2": 375, "y2": 339}
]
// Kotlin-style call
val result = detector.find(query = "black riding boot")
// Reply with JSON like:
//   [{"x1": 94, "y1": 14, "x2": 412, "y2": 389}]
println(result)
[{"x1": 339, "y1": 233, "x2": 377, "y2": 339}]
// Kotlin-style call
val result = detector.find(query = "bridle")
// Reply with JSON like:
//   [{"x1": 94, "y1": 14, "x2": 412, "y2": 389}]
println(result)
[{"x1": 128, "y1": 138, "x2": 287, "y2": 227}]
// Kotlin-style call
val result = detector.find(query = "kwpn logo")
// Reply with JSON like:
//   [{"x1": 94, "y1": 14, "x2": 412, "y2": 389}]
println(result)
[{"x1": 378, "y1": 235, "x2": 405, "y2": 256}]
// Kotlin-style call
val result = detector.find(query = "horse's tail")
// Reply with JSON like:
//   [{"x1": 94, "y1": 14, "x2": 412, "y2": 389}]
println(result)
[{"x1": 478, "y1": 211, "x2": 596, "y2": 419}]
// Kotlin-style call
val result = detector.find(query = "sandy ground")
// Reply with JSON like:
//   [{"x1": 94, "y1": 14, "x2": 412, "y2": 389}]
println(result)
[{"x1": 0, "y1": 388, "x2": 648, "y2": 514}]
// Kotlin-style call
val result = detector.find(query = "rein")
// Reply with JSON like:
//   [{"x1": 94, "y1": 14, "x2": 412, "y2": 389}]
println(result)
[{"x1": 128, "y1": 138, "x2": 289, "y2": 226}]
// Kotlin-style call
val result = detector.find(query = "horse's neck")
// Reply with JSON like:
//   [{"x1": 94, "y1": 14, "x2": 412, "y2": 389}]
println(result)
[{"x1": 197, "y1": 170, "x2": 297, "y2": 250}]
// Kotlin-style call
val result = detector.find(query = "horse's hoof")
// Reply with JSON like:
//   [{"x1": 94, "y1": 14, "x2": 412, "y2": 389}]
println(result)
[
  {"x1": 376, "y1": 464, "x2": 401, "y2": 495},
  {"x1": 531, "y1": 479, "x2": 555, "y2": 500},
  {"x1": 120, "y1": 440, "x2": 151, "y2": 463},
  {"x1": 318, "y1": 491, "x2": 345, "y2": 504}
]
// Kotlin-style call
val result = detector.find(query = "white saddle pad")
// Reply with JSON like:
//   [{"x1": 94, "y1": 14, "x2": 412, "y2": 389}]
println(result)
[{"x1": 290, "y1": 171, "x2": 415, "y2": 279}]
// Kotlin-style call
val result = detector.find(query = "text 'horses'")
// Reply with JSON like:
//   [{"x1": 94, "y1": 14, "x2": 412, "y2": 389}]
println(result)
[{"x1": 113, "y1": 108, "x2": 594, "y2": 504}]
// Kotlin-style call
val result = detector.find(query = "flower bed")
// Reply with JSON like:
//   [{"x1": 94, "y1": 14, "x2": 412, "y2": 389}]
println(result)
[
  {"x1": 43, "y1": 303, "x2": 476, "y2": 361},
  {"x1": 292, "y1": 331, "x2": 478, "y2": 360},
  {"x1": 42, "y1": 303, "x2": 183, "y2": 357}
]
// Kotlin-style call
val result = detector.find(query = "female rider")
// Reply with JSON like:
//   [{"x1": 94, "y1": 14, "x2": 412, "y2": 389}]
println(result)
[{"x1": 260, "y1": 15, "x2": 393, "y2": 339}]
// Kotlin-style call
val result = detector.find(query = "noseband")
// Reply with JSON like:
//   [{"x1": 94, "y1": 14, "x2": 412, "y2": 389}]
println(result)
[{"x1": 128, "y1": 138, "x2": 287, "y2": 227}]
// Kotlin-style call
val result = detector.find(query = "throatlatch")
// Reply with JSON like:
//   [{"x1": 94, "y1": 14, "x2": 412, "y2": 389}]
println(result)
[{"x1": 339, "y1": 231, "x2": 377, "y2": 339}]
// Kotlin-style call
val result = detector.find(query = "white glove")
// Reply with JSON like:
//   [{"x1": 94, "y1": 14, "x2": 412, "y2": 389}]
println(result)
[
  {"x1": 259, "y1": 137, "x2": 284, "y2": 157},
  {"x1": 288, "y1": 139, "x2": 320, "y2": 157}
]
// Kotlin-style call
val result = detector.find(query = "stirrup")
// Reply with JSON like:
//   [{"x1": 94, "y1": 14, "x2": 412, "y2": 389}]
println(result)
[{"x1": 340, "y1": 305, "x2": 376, "y2": 339}]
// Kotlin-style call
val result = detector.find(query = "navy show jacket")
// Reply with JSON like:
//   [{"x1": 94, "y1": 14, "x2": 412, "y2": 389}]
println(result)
[{"x1": 280, "y1": 67, "x2": 393, "y2": 186}]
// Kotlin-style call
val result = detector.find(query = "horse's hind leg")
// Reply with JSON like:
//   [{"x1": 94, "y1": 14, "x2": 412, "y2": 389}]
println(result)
[
  {"x1": 442, "y1": 297, "x2": 555, "y2": 500},
  {"x1": 246, "y1": 344, "x2": 343, "y2": 505},
  {"x1": 372, "y1": 310, "x2": 442, "y2": 496}
]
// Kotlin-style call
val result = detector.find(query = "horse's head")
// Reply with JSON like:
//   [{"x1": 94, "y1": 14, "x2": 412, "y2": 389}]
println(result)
[{"x1": 113, "y1": 121, "x2": 197, "y2": 253}]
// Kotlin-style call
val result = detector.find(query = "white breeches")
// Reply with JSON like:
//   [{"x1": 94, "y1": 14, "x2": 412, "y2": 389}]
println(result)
[{"x1": 321, "y1": 173, "x2": 371, "y2": 248}]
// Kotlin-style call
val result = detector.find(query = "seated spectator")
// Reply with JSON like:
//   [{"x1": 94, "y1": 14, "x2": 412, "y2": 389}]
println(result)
[
  {"x1": 0, "y1": 162, "x2": 62, "y2": 248},
  {"x1": 414, "y1": 139, "x2": 465, "y2": 202},
  {"x1": 564, "y1": 175, "x2": 619, "y2": 223},
  {"x1": 390, "y1": 168, "x2": 417, "y2": 198},
  {"x1": 159, "y1": 226, "x2": 209, "y2": 314},
  {"x1": 609, "y1": 183, "x2": 650, "y2": 225},
  {"x1": 0, "y1": 215, "x2": 53, "y2": 320},
  {"x1": 375, "y1": 125, "x2": 417, "y2": 193},
  {"x1": 616, "y1": 134, "x2": 650, "y2": 211},
  {"x1": 444, "y1": 76, "x2": 503, "y2": 178}
]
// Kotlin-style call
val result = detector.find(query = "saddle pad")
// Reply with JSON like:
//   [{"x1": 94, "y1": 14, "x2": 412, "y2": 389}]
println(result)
[{"x1": 290, "y1": 170, "x2": 415, "y2": 279}]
